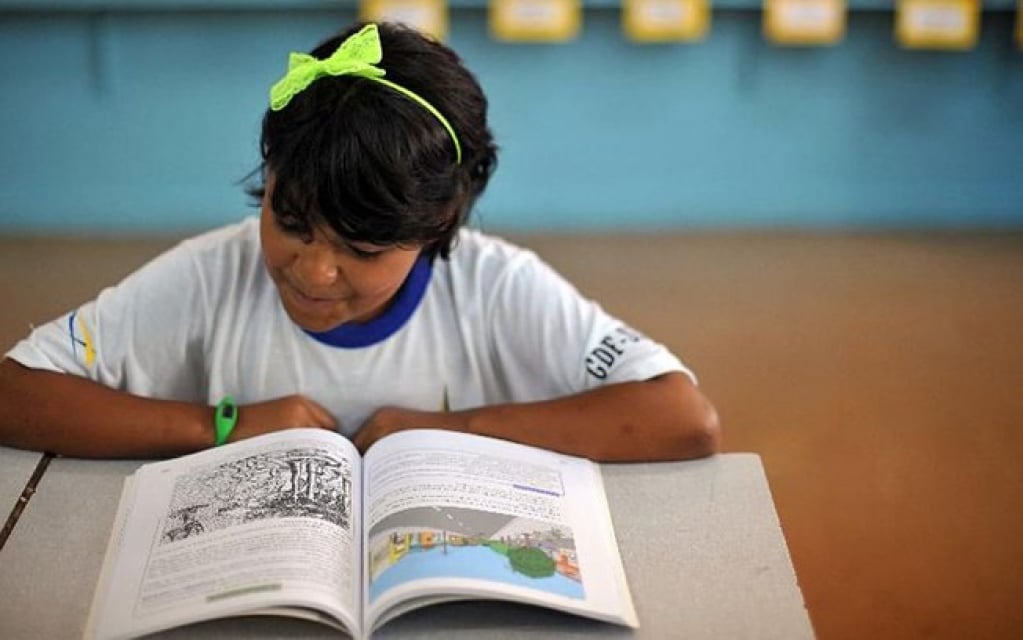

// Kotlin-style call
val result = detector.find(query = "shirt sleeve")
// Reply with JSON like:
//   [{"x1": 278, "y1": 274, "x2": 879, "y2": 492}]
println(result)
[
  {"x1": 4, "y1": 240, "x2": 210, "y2": 403},
  {"x1": 483, "y1": 247, "x2": 695, "y2": 401}
]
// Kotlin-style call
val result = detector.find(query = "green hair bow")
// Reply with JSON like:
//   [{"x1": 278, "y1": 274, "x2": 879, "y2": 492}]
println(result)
[{"x1": 268, "y1": 23, "x2": 462, "y2": 164}]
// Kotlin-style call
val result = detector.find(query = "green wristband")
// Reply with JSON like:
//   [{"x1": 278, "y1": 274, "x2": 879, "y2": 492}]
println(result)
[{"x1": 214, "y1": 396, "x2": 238, "y2": 446}]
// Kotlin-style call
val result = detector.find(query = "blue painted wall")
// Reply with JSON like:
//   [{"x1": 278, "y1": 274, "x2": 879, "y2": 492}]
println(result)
[{"x1": 1, "y1": 3, "x2": 1021, "y2": 233}]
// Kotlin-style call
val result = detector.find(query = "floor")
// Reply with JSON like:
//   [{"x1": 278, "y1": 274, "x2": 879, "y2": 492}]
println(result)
[{"x1": 1, "y1": 229, "x2": 1021, "y2": 639}]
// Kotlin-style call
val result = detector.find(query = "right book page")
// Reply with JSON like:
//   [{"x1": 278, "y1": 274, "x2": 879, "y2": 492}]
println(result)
[{"x1": 361, "y1": 429, "x2": 639, "y2": 633}]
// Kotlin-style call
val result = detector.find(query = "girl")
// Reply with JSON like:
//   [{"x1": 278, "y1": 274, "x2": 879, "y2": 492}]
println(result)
[{"x1": 0, "y1": 22, "x2": 719, "y2": 461}]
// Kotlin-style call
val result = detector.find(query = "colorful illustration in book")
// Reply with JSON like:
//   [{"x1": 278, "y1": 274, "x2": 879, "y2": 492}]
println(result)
[
  {"x1": 367, "y1": 506, "x2": 584, "y2": 602},
  {"x1": 159, "y1": 447, "x2": 353, "y2": 544}
]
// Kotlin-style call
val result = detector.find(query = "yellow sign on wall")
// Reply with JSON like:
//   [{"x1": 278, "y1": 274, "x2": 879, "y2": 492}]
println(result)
[
  {"x1": 895, "y1": 0, "x2": 980, "y2": 50},
  {"x1": 623, "y1": 0, "x2": 711, "y2": 43},
  {"x1": 490, "y1": 0, "x2": 582, "y2": 42},
  {"x1": 1017, "y1": 0, "x2": 1023, "y2": 48},
  {"x1": 764, "y1": 0, "x2": 846, "y2": 46},
  {"x1": 360, "y1": 0, "x2": 449, "y2": 41}
]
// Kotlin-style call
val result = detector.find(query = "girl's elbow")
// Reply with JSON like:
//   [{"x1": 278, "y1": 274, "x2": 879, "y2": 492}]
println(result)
[
  {"x1": 671, "y1": 395, "x2": 722, "y2": 460},
  {"x1": 688, "y1": 403, "x2": 722, "y2": 458},
  {"x1": 647, "y1": 374, "x2": 722, "y2": 460}
]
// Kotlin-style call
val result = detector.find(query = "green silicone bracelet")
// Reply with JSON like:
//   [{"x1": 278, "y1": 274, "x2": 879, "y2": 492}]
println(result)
[{"x1": 214, "y1": 396, "x2": 238, "y2": 446}]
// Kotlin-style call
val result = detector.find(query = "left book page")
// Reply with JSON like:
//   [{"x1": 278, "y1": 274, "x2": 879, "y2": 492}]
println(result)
[{"x1": 85, "y1": 428, "x2": 363, "y2": 640}]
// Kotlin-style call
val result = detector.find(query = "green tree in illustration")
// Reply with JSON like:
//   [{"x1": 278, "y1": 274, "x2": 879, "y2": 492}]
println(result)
[{"x1": 508, "y1": 547, "x2": 556, "y2": 578}]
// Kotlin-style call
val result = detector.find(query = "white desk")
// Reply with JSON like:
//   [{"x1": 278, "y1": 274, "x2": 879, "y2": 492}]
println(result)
[{"x1": 0, "y1": 452, "x2": 814, "y2": 639}]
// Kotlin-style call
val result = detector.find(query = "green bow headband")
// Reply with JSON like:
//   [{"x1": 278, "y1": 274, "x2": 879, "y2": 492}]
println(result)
[{"x1": 269, "y1": 23, "x2": 462, "y2": 165}]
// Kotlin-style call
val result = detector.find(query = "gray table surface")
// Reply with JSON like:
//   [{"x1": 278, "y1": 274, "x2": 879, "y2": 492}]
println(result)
[
  {"x1": 0, "y1": 452, "x2": 814, "y2": 639},
  {"x1": 0, "y1": 447, "x2": 42, "y2": 520}
]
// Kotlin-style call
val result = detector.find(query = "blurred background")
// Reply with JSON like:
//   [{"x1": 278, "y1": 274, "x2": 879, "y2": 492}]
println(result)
[
  {"x1": 1, "y1": 1, "x2": 1021, "y2": 233},
  {"x1": 1, "y1": 1, "x2": 1022, "y2": 639}
]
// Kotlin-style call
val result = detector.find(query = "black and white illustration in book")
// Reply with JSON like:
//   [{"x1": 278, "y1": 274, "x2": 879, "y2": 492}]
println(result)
[{"x1": 160, "y1": 447, "x2": 354, "y2": 543}]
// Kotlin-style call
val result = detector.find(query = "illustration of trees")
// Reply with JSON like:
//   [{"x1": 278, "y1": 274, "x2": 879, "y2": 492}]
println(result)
[
  {"x1": 202, "y1": 449, "x2": 350, "y2": 528},
  {"x1": 508, "y1": 546, "x2": 556, "y2": 578},
  {"x1": 246, "y1": 450, "x2": 349, "y2": 526}
]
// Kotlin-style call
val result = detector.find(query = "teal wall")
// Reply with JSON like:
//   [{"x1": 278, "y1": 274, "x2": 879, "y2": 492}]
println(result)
[{"x1": 1, "y1": 2, "x2": 1021, "y2": 233}]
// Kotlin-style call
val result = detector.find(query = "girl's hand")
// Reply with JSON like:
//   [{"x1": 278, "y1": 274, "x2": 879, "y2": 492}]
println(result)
[
  {"x1": 230, "y1": 395, "x2": 338, "y2": 443},
  {"x1": 353, "y1": 407, "x2": 466, "y2": 454}
]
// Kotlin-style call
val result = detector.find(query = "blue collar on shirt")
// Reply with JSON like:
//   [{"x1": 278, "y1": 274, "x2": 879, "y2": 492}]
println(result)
[{"x1": 303, "y1": 253, "x2": 433, "y2": 349}]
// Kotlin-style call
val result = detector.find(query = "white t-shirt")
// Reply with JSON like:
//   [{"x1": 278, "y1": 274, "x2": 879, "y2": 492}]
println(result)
[{"x1": 6, "y1": 218, "x2": 693, "y2": 436}]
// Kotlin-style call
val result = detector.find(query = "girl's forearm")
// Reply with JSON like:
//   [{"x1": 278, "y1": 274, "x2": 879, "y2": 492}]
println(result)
[
  {"x1": 0, "y1": 359, "x2": 212, "y2": 458},
  {"x1": 455, "y1": 372, "x2": 721, "y2": 462}
]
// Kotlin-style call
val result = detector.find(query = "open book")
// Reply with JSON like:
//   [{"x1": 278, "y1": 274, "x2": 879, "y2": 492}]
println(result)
[{"x1": 85, "y1": 428, "x2": 639, "y2": 639}]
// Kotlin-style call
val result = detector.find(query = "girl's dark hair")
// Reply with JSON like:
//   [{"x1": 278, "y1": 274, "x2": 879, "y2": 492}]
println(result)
[{"x1": 248, "y1": 21, "x2": 497, "y2": 258}]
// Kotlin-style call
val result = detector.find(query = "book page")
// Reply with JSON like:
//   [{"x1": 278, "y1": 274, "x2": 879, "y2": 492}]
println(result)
[
  {"x1": 362, "y1": 429, "x2": 638, "y2": 632},
  {"x1": 85, "y1": 429, "x2": 363, "y2": 640}
]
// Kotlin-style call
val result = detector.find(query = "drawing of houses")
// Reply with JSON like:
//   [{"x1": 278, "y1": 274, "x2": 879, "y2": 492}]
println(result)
[{"x1": 368, "y1": 507, "x2": 583, "y2": 585}]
